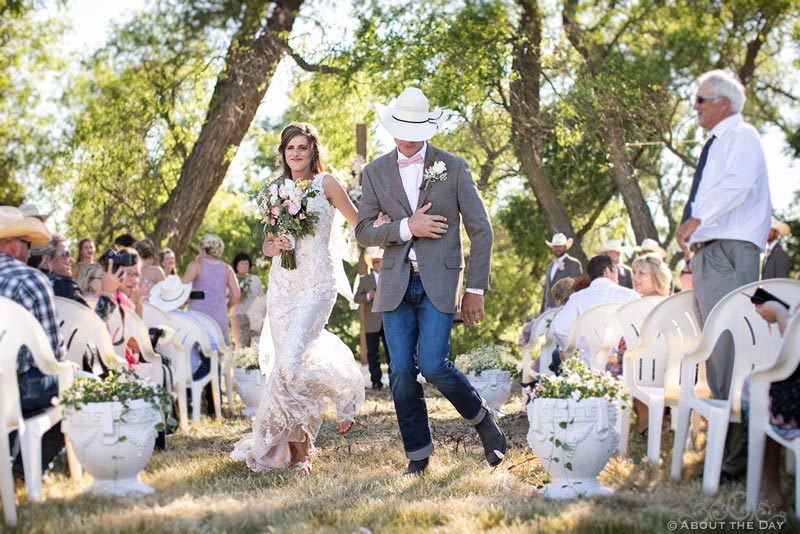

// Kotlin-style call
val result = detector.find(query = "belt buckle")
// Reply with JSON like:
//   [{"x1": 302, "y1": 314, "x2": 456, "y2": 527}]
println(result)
[{"x1": 409, "y1": 260, "x2": 420, "y2": 274}]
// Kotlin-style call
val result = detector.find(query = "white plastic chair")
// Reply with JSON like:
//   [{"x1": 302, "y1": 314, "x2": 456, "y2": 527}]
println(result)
[
  {"x1": 188, "y1": 311, "x2": 232, "y2": 414},
  {"x1": 622, "y1": 291, "x2": 706, "y2": 464},
  {"x1": 521, "y1": 307, "x2": 561, "y2": 383},
  {"x1": 54, "y1": 297, "x2": 128, "y2": 373},
  {"x1": 166, "y1": 311, "x2": 222, "y2": 424},
  {"x1": 0, "y1": 297, "x2": 79, "y2": 515},
  {"x1": 671, "y1": 279, "x2": 800, "y2": 494},
  {"x1": 563, "y1": 302, "x2": 623, "y2": 367},
  {"x1": 141, "y1": 303, "x2": 189, "y2": 432},
  {"x1": 594, "y1": 296, "x2": 666, "y2": 457},
  {"x1": 746, "y1": 309, "x2": 800, "y2": 518},
  {"x1": 106, "y1": 306, "x2": 165, "y2": 387}
]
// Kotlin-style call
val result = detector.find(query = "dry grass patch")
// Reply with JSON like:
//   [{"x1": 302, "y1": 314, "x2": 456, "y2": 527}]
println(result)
[{"x1": 2, "y1": 387, "x2": 797, "y2": 533}]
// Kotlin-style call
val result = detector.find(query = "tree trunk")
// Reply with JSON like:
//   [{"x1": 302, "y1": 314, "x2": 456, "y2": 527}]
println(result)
[
  {"x1": 562, "y1": 1, "x2": 658, "y2": 245},
  {"x1": 510, "y1": 0, "x2": 588, "y2": 265},
  {"x1": 153, "y1": 0, "x2": 305, "y2": 257}
]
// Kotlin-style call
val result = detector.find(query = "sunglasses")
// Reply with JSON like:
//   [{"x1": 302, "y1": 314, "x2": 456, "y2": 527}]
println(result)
[
  {"x1": 695, "y1": 95, "x2": 721, "y2": 105},
  {"x1": 56, "y1": 250, "x2": 72, "y2": 259},
  {"x1": 16, "y1": 237, "x2": 32, "y2": 250},
  {"x1": 680, "y1": 270, "x2": 692, "y2": 276}
]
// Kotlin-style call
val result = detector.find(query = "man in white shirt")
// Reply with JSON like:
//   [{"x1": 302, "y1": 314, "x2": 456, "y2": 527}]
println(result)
[
  {"x1": 676, "y1": 69, "x2": 772, "y2": 482},
  {"x1": 551, "y1": 255, "x2": 639, "y2": 366}
]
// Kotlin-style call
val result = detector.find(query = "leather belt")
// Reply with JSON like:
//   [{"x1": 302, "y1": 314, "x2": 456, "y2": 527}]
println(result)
[
  {"x1": 689, "y1": 239, "x2": 718, "y2": 253},
  {"x1": 409, "y1": 260, "x2": 420, "y2": 274}
]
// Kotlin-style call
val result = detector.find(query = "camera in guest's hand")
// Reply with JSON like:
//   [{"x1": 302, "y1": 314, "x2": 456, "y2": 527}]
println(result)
[{"x1": 99, "y1": 249, "x2": 138, "y2": 273}]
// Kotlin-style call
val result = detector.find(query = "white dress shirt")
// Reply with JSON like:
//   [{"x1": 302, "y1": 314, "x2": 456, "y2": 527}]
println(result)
[
  {"x1": 687, "y1": 114, "x2": 771, "y2": 250},
  {"x1": 551, "y1": 277, "x2": 640, "y2": 363},
  {"x1": 549, "y1": 256, "x2": 566, "y2": 281}
]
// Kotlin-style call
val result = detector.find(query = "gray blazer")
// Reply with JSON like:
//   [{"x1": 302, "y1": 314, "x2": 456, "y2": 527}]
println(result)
[
  {"x1": 353, "y1": 272, "x2": 382, "y2": 333},
  {"x1": 762, "y1": 242, "x2": 791, "y2": 279},
  {"x1": 355, "y1": 145, "x2": 493, "y2": 314}
]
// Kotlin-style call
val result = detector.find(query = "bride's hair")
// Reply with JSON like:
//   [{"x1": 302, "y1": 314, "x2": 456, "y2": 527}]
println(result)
[{"x1": 278, "y1": 122, "x2": 324, "y2": 179}]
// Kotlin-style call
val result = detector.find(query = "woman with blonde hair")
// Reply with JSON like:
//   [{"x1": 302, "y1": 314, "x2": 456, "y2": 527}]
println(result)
[{"x1": 182, "y1": 233, "x2": 240, "y2": 346}]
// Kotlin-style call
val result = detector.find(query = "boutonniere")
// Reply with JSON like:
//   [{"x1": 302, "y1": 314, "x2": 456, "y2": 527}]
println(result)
[{"x1": 421, "y1": 161, "x2": 447, "y2": 191}]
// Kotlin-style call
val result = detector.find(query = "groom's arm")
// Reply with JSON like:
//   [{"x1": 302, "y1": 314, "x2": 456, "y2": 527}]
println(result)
[
  {"x1": 456, "y1": 157, "x2": 493, "y2": 291},
  {"x1": 355, "y1": 163, "x2": 405, "y2": 248}
]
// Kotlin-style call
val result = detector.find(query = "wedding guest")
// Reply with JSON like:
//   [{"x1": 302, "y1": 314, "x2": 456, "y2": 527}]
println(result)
[
  {"x1": 182, "y1": 233, "x2": 240, "y2": 346},
  {"x1": 76, "y1": 263, "x2": 105, "y2": 297},
  {"x1": 541, "y1": 232, "x2": 583, "y2": 312},
  {"x1": 73, "y1": 238, "x2": 96, "y2": 279},
  {"x1": 598, "y1": 239, "x2": 633, "y2": 289},
  {"x1": 159, "y1": 247, "x2": 177, "y2": 276},
  {"x1": 133, "y1": 238, "x2": 166, "y2": 291},
  {"x1": 354, "y1": 246, "x2": 391, "y2": 389},
  {"x1": 634, "y1": 238, "x2": 667, "y2": 259},
  {"x1": 762, "y1": 217, "x2": 791, "y2": 280},
  {"x1": 230, "y1": 251, "x2": 264, "y2": 348},
  {"x1": 676, "y1": 69, "x2": 771, "y2": 483}
]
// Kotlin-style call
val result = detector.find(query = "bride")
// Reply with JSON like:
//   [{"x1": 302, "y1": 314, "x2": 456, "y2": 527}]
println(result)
[{"x1": 232, "y1": 122, "x2": 382, "y2": 474}]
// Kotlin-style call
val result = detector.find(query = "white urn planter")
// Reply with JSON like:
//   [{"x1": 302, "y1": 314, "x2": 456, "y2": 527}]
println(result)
[
  {"x1": 63, "y1": 399, "x2": 160, "y2": 497},
  {"x1": 467, "y1": 369, "x2": 512, "y2": 413},
  {"x1": 526, "y1": 397, "x2": 618, "y2": 499},
  {"x1": 234, "y1": 367, "x2": 265, "y2": 416}
]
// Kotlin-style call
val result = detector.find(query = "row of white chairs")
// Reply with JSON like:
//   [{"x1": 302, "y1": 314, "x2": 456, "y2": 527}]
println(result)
[
  {"x1": 524, "y1": 278, "x2": 800, "y2": 512},
  {"x1": 0, "y1": 294, "x2": 238, "y2": 525}
]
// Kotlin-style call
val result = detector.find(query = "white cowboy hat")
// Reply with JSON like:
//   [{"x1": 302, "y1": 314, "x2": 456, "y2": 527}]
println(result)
[
  {"x1": 635, "y1": 238, "x2": 667, "y2": 258},
  {"x1": 771, "y1": 216, "x2": 790, "y2": 236},
  {"x1": 148, "y1": 274, "x2": 192, "y2": 312},
  {"x1": 363, "y1": 246, "x2": 384, "y2": 265},
  {"x1": 0, "y1": 206, "x2": 52, "y2": 246},
  {"x1": 545, "y1": 233, "x2": 573, "y2": 249},
  {"x1": 597, "y1": 238, "x2": 624, "y2": 254},
  {"x1": 18, "y1": 202, "x2": 52, "y2": 222},
  {"x1": 375, "y1": 88, "x2": 448, "y2": 142}
]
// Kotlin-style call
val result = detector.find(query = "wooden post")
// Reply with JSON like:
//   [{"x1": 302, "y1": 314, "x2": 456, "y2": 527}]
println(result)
[{"x1": 355, "y1": 123, "x2": 369, "y2": 365}]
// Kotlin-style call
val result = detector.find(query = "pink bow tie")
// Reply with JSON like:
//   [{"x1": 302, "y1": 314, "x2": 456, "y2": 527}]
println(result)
[{"x1": 398, "y1": 154, "x2": 424, "y2": 168}]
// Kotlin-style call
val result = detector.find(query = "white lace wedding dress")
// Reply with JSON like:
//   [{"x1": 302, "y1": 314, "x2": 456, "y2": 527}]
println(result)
[{"x1": 231, "y1": 174, "x2": 365, "y2": 472}]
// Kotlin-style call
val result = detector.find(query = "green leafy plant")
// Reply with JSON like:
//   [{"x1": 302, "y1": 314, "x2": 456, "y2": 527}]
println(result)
[
  {"x1": 230, "y1": 344, "x2": 261, "y2": 371},
  {"x1": 59, "y1": 370, "x2": 176, "y2": 433},
  {"x1": 454, "y1": 344, "x2": 519, "y2": 377}
]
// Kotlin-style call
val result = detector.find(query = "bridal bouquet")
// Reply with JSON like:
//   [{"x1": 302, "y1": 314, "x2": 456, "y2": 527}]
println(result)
[{"x1": 252, "y1": 177, "x2": 320, "y2": 269}]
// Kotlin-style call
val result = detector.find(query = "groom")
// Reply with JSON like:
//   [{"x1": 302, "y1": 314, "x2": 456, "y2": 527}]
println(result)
[{"x1": 355, "y1": 87, "x2": 506, "y2": 476}]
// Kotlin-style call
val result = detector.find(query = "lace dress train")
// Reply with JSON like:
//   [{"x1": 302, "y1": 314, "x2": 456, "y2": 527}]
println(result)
[{"x1": 231, "y1": 174, "x2": 364, "y2": 472}]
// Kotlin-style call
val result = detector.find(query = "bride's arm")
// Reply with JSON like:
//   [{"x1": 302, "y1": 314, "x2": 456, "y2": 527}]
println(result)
[{"x1": 322, "y1": 174, "x2": 358, "y2": 227}]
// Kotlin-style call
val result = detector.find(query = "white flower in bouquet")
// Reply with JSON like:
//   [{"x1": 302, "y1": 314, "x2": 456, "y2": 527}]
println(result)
[
  {"x1": 454, "y1": 344, "x2": 520, "y2": 377},
  {"x1": 522, "y1": 357, "x2": 630, "y2": 407},
  {"x1": 230, "y1": 344, "x2": 261, "y2": 371}
]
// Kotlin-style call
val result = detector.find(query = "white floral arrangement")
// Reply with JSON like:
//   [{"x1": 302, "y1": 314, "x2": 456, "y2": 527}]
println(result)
[
  {"x1": 454, "y1": 344, "x2": 519, "y2": 377},
  {"x1": 230, "y1": 344, "x2": 261, "y2": 371},
  {"x1": 421, "y1": 160, "x2": 447, "y2": 191},
  {"x1": 522, "y1": 357, "x2": 629, "y2": 406}
]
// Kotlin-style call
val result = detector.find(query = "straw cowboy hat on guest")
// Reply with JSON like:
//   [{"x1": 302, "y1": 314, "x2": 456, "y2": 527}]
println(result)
[
  {"x1": 597, "y1": 238, "x2": 628, "y2": 255},
  {"x1": 148, "y1": 274, "x2": 192, "y2": 312},
  {"x1": 0, "y1": 206, "x2": 52, "y2": 245},
  {"x1": 545, "y1": 232, "x2": 573, "y2": 249},
  {"x1": 635, "y1": 238, "x2": 667, "y2": 258},
  {"x1": 770, "y1": 216, "x2": 790, "y2": 237},
  {"x1": 375, "y1": 87, "x2": 448, "y2": 142},
  {"x1": 363, "y1": 246, "x2": 384, "y2": 266}
]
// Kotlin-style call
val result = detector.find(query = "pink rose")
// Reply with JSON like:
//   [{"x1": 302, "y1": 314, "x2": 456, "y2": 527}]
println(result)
[
  {"x1": 270, "y1": 206, "x2": 281, "y2": 217},
  {"x1": 299, "y1": 213, "x2": 306, "y2": 220}
]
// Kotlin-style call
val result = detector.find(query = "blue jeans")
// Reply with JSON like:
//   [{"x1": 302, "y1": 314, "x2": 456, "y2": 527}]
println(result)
[{"x1": 382, "y1": 274, "x2": 486, "y2": 460}]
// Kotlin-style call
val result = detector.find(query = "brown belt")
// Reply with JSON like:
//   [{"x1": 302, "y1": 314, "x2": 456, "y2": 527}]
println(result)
[
  {"x1": 689, "y1": 239, "x2": 718, "y2": 253},
  {"x1": 409, "y1": 260, "x2": 420, "y2": 274}
]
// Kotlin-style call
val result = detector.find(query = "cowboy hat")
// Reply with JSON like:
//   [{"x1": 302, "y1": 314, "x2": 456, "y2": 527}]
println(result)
[
  {"x1": 18, "y1": 202, "x2": 52, "y2": 222},
  {"x1": 771, "y1": 216, "x2": 790, "y2": 236},
  {"x1": 635, "y1": 238, "x2": 667, "y2": 258},
  {"x1": 148, "y1": 275, "x2": 192, "y2": 312},
  {"x1": 0, "y1": 206, "x2": 52, "y2": 246},
  {"x1": 375, "y1": 88, "x2": 448, "y2": 142},
  {"x1": 597, "y1": 238, "x2": 624, "y2": 254},
  {"x1": 363, "y1": 246, "x2": 384, "y2": 265},
  {"x1": 545, "y1": 233, "x2": 573, "y2": 249}
]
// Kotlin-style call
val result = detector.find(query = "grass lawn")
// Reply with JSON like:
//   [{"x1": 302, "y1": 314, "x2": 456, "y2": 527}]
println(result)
[{"x1": 4, "y1": 387, "x2": 796, "y2": 533}]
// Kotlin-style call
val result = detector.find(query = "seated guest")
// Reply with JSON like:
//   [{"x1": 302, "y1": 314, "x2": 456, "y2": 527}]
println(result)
[
  {"x1": 73, "y1": 237, "x2": 96, "y2": 279},
  {"x1": 76, "y1": 263, "x2": 104, "y2": 297},
  {"x1": 0, "y1": 207, "x2": 67, "y2": 471},
  {"x1": 551, "y1": 254, "x2": 640, "y2": 366},
  {"x1": 598, "y1": 239, "x2": 633, "y2": 289},
  {"x1": 742, "y1": 301, "x2": 797, "y2": 510},
  {"x1": 524, "y1": 277, "x2": 576, "y2": 375},
  {"x1": 134, "y1": 238, "x2": 166, "y2": 291},
  {"x1": 113, "y1": 233, "x2": 136, "y2": 248},
  {"x1": 31, "y1": 234, "x2": 76, "y2": 298},
  {"x1": 159, "y1": 247, "x2": 177, "y2": 276}
]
